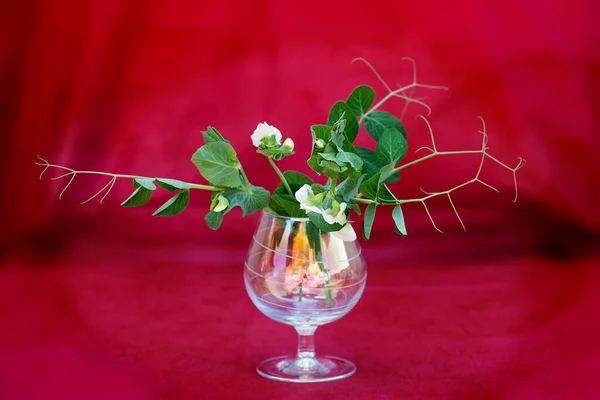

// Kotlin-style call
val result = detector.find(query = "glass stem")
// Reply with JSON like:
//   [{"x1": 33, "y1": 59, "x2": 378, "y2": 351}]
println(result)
[{"x1": 295, "y1": 326, "x2": 317, "y2": 360}]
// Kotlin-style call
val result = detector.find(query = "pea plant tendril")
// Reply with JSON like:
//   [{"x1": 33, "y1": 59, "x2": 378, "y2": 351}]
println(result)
[{"x1": 36, "y1": 57, "x2": 525, "y2": 236}]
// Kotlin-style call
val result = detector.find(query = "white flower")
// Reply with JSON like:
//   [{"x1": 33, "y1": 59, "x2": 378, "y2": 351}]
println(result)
[
  {"x1": 296, "y1": 184, "x2": 349, "y2": 225},
  {"x1": 295, "y1": 184, "x2": 322, "y2": 214},
  {"x1": 251, "y1": 122, "x2": 282, "y2": 147},
  {"x1": 331, "y1": 223, "x2": 356, "y2": 242},
  {"x1": 323, "y1": 234, "x2": 349, "y2": 275},
  {"x1": 322, "y1": 202, "x2": 347, "y2": 225}
]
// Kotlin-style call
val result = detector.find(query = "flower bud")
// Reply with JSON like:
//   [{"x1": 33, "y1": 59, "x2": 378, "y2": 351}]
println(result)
[
  {"x1": 212, "y1": 195, "x2": 229, "y2": 212},
  {"x1": 315, "y1": 139, "x2": 325, "y2": 149},
  {"x1": 281, "y1": 138, "x2": 294, "y2": 153}
]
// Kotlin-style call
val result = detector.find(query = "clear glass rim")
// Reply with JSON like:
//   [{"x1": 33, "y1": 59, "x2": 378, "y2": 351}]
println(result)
[
  {"x1": 263, "y1": 209, "x2": 309, "y2": 222},
  {"x1": 262, "y1": 210, "x2": 356, "y2": 225},
  {"x1": 247, "y1": 240, "x2": 363, "y2": 264}
]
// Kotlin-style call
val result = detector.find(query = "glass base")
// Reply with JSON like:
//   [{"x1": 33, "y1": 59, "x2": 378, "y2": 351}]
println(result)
[{"x1": 256, "y1": 355, "x2": 356, "y2": 383}]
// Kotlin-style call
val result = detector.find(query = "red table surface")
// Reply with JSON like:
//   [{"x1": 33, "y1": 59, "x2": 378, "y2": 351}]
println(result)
[{"x1": 1, "y1": 0, "x2": 600, "y2": 399}]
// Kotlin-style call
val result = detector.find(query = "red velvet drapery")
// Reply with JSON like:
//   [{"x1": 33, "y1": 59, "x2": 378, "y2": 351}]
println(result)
[{"x1": 1, "y1": 1, "x2": 599, "y2": 399}]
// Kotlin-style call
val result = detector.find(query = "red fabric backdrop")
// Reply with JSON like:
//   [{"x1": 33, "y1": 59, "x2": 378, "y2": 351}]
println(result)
[{"x1": 1, "y1": 1, "x2": 599, "y2": 399}]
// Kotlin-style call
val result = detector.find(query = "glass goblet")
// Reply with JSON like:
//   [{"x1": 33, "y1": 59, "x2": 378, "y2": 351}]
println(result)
[{"x1": 244, "y1": 211, "x2": 367, "y2": 383}]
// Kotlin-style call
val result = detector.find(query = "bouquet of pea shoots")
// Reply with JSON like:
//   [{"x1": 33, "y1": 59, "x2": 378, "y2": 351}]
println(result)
[{"x1": 37, "y1": 58, "x2": 525, "y2": 242}]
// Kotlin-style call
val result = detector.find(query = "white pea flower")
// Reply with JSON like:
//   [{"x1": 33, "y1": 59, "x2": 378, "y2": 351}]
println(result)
[
  {"x1": 296, "y1": 184, "x2": 349, "y2": 225},
  {"x1": 251, "y1": 122, "x2": 282, "y2": 147},
  {"x1": 295, "y1": 184, "x2": 322, "y2": 214},
  {"x1": 322, "y1": 202, "x2": 347, "y2": 225},
  {"x1": 323, "y1": 234, "x2": 349, "y2": 275},
  {"x1": 331, "y1": 223, "x2": 356, "y2": 242}
]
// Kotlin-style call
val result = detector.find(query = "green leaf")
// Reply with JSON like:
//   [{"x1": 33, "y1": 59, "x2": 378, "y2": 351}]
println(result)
[
  {"x1": 349, "y1": 203, "x2": 362, "y2": 216},
  {"x1": 202, "y1": 126, "x2": 227, "y2": 144},
  {"x1": 336, "y1": 151, "x2": 364, "y2": 173},
  {"x1": 153, "y1": 189, "x2": 190, "y2": 216},
  {"x1": 191, "y1": 141, "x2": 243, "y2": 188},
  {"x1": 384, "y1": 172, "x2": 400, "y2": 184},
  {"x1": 392, "y1": 205, "x2": 407, "y2": 236},
  {"x1": 359, "y1": 173, "x2": 380, "y2": 201},
  {"x1": 205, "y1": 210, "x2": 224, "y2": 230},
  {"x1": 362, "y1": 203, "x2": 376, "y2": 240},
  {"x1": 376, "y1": 127, "x2": 408, "y2": 166},
  {"x1": 311, "y1": 184, "x2": 327, "y2": 195},
  {"x1": 321, "y1": 194, "x2": 334, "y2": 210},
  {"x1": 319, "y1": 160, "x2": 342, "y2": 178},
  {"x1": 155, "y1": 178, "x2": 192, "y2": 192},
  {"x1": 269, "y1": 194, "x2": 306, "y2": 218},
  {"x1": 222, "y1": 185, "x2": 270, "y2": 216},
  {"x1": 346, "y1": 85, "x2": 375, "y2": 117},
  {"x1": 330, "y1": 117, "x2": 346, "y2": 149},
  {"x1": 337, "y1": 172, "x2": 366, "y2": 200},
  {"x1": 307, "y1": 212, "x2": 344, "y2": 233},
  {"x1": 364, "y1": 111, "x2": 407, "y2": 141},
  {"x1": 307, "y1": 125, "x2": 333, "y2": 174},
  {"x1": 320, "y1": 152, "x2": 338, "y2": 162},
  {"x1": 359, "y1": 173, "x2": 398, "y2": 204},
  {"x1": 121, "y1": 186, "x2": 152, "y2": 207},
  {"x1": 378, "y1": 163, "x2": 397, "y2": 186},
  {"x1": 327, "y1": 101, "x2": 359, "y2": 143},
  {"x1": 355, "y1": 146, "x2": 400, "y2": 183},
  {"x1": 273, "y1": 171, "x2": 314, "y2": 195},
  {"x1": 311, "y1": 124, "x2": 333, "y2": 142},
  {"x1": 378, "y1": 184, "x2": 398, "y2": 204},
  {"x1": 133, "y1": 178, "x2": 157, "y2": 191}
]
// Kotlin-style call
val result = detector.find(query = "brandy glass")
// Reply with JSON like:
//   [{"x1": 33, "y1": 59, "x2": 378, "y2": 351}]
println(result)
[{"x1": 244, "y1": 211, "x2": 367, "y2": 383}]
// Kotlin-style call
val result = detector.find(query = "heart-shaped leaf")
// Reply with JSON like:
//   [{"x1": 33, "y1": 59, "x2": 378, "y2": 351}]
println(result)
[
  {"x1": 205, "y1": 210, "x2": 224, "y2": 230},
  {"x1": 346, "y1": 85, "x2": 375, "y2": 117},
  {"x1": 355, "y1": 146, "x2": 400, "y2": 183},
  {"x1": 376, "y1": 127, "x2": 408, "y2": 166},
  {"x1": 191, "y1": 142, "x2": 243, "y2": 188},
  {"x1": 364, "y1": 111, "x2": 407, "y2": 142},
  {"x1": 222, "y1": 185, "x2": 270, "y2": 216}
]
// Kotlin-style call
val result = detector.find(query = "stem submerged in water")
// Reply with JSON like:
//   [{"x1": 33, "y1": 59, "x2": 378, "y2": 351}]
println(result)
[
  {"x1": 315, "y1": 248, "x2": 333, "y2": 307},
  {"x1": 297, "y1": 224, "x2": 333, "y2": 307}
]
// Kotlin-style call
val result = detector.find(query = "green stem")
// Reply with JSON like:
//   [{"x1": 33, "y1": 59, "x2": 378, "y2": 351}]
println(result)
[
  {"x1": 189, "y1": 183, "x2": 221, "y2": 191},
  {"x1": 298, "y1": 273, "x2": 307, "y2": 302},
  {"x1": 327, "y1": 176, "x2": 337, "y2": 192},
  {"x1": 239, "y1": 167, "x2": 251, "y2": 189},
  {"x1": 350, "y1": 196, "x2": 375, "y2": 204},
  {"x1": 316, "y1": 249, "x2": 333, "y2": 307},
  {"x1": 268, "y1": 157, "x2": 293, "y2": 196}
]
